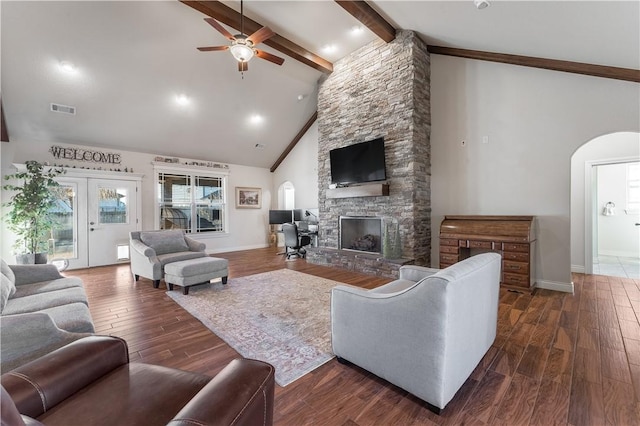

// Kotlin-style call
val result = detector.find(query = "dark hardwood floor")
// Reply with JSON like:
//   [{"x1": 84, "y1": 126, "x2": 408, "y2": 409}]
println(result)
[{"x1": 66, "y1": 247, "x2": 640, "y2": 425}]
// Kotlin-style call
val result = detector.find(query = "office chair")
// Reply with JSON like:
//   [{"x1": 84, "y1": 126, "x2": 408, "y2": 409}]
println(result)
[{"x1": 282, "y1": 222, "x2": 311, "y2": 259}]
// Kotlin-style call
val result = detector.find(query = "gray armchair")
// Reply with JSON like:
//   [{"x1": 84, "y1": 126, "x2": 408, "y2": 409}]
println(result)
[
  {"x1": 331, "y1": 253, "x2": 501, "y2": 413},
  {"x1": 129, "y1": 230, "x2": 207, "y2": 288}
]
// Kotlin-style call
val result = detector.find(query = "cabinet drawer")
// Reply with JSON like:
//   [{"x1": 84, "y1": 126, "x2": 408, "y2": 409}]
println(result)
[
  {"x1": 469, "y1": 240, "x2": 492, "y2": 250},
  {"x1": 503, "y1": 260, "x2": 529, "y2": 275},
  {"x1": 440, "y1": 238, "x2": 458, "y2": 247},
  {"x1": 503, "y1": 251, "x2": 529, "y2": 262},
  {"x1": 503, "y1": 272, "x2": 530, "y2": 287},
  {"x1": 503, "y1": 243, "x2": 529, "y2": 253},
  {"x1": 440, "y1": 245, "x2": 459, "y2": 254},
  {"x1": 440, "y1": 253, "x2": 459, "y2": 264}
]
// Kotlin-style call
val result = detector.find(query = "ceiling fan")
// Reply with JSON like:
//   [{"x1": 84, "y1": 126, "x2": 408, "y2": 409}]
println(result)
[{"x1": 197, "y1": 0, "x2": 285, "y2": 73}]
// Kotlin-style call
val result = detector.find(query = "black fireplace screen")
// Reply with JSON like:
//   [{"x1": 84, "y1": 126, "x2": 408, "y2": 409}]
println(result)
[{"x1": 339, "y1": 216, "x2": 382, "y2": 254}]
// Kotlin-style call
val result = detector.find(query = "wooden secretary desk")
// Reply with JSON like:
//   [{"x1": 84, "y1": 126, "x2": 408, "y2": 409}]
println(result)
[{"x1": 439, "y1": 216, "x2": 537, "y2": 290}]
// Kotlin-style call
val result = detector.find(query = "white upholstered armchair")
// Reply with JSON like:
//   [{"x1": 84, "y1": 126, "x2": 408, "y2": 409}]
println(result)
[
  {"x1": 129, "y1": 230, "x2": 207, "y2": 288},
  {"x1": 331, "y1": 253, "x2": 501, "y2": 413}
]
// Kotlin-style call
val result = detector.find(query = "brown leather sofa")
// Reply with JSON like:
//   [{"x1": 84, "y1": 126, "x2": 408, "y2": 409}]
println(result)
[{"x1": 1, "y1": 336, "x2": 275, "y2": 425}]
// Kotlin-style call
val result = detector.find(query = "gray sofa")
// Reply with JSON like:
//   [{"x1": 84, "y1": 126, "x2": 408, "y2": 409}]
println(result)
[
  {"x1": 129, "y1": 230, "x2": 207, "y2": 288},
  {"x1": 331, "y1": 253, "x2": 502, "y2": 413},
  {"x1": 1, "y1": 259, "x2": 94, "y2": 373}
]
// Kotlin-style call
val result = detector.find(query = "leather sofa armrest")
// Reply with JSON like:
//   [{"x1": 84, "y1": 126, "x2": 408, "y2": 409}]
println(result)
[
  {"x1": 8, "y1": 264, "x2": 62, "y2": 286},
  {"x1": 1, "y1": 336, "x2": 129, "y2": 418},
  {"x1": 185, "y1": 236, "x2": 206, "y2": 253},
  {"x1": 168, "y1": 358, "x2": 275, "y2": 426},
  {"x1": 129, "y1": 239, "x2": 156, "y2": 257}
]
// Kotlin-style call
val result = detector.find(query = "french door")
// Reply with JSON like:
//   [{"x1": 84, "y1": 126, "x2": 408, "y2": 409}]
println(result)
[{"x1": 52, "y1": 176, "x2": 140, "y2": 269}]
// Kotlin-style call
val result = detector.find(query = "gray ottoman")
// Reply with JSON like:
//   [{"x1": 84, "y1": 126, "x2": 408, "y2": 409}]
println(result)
[{"x1": 164, "y1": 257, "x2": 229, "y2": 295}]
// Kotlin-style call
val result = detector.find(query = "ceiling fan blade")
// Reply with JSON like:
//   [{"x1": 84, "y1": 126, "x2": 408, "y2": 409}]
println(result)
[
  {"x1": 204, "y1": 18, "x2": 235, "y2": 42},
  {"x1": 197, "y1": 46, "x2": 229, "y2": 52},
  {"x1": 255, "y1": 49, "x2": 285, "y2": 66},
  {"x1": 238, "y1": 61, "x2": 249, "y2": 72},
  {"x1": 247, "y1": 26, "x2": 275, "y2": 46}
]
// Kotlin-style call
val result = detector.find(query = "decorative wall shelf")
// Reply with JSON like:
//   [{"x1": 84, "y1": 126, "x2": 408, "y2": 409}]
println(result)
[
  {"x1": 12, "y1": 163, "x2": 144, "y2": 181},
  {"x1": 326, "y1": 183, "x2": 389, "y2": 199}
]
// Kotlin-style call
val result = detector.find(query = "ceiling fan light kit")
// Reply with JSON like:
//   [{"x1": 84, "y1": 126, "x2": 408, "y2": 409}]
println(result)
[
  {"x1": 196, "y1": 0, "x2": 284, "y2": 74},
  {"x1": 229, "y1": 37, "x2": 254, "y2": 62}
]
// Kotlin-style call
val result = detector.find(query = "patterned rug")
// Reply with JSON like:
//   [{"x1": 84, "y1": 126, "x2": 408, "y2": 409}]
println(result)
[{"x1": 166, "y1": 268, "x2": 340, "y2": 386}]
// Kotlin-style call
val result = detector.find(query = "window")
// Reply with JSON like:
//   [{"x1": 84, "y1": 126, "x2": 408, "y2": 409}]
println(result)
[
  {"x1": 156, "y1": 168, "x2": 227, "y2": 234},
  {"x1": 627, "y1": 162, "x2": 640, "y2": 213}
]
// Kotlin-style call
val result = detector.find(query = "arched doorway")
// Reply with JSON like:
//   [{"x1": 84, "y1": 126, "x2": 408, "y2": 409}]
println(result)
[
  {"x1": 278, "y1": 181, "x2": 295, "y2": 210},
  {"x1": 571, "y1": 132, "x2": 640, "y2": 277}
]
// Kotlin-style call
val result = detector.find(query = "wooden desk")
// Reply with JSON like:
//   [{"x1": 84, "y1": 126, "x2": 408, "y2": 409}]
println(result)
[{"x1": 439, "y1": 215, "x2": 536, "y2": 290}]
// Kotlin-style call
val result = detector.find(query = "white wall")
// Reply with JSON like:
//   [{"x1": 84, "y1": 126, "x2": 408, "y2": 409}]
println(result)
[
  {"x1": 571, "y1": 132, "x2": 640, "y2": 271},
  {"x1": 430, "y1": 55, "x2": 640, "y2": 292},
  {"x1": 1, "y1": 139, "x2": 273, "y2": 261},
  {"x1": 597, "y1": 162, "x2": 640, "y2": 258},
  {"x1": 271, "y1": 121, "x2": 319, "y2": 211}
]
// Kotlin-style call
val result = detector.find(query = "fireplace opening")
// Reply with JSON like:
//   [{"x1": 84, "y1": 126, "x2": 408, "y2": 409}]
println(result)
[{"x1": 339, "y1": 216, "x2": 382, "y2": 255}]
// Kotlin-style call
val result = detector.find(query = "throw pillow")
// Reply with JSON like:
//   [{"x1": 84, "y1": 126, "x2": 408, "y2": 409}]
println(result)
[
  {"x1": 139, "y1": 230, "x2": 189, "y2": 255},
  {"x1": 1, "y1": 274, "x2": 13, "y2": 313}
]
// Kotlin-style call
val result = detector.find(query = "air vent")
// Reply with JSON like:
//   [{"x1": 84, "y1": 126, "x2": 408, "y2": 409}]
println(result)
[{"x1": 50, "y1": 103, "x2": 76, "y2": 115}]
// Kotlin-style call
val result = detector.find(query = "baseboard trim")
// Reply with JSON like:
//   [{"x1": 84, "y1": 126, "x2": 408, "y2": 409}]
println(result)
[
  {"x1": 571, "y1": 264, "x2": 586, "y2": 274},
  {"x1": 535, "y1": 280, "x2": 574, "y2": 294},
  {"x1": 599, "y1": 250, "x2": 640, "y2": 258}
]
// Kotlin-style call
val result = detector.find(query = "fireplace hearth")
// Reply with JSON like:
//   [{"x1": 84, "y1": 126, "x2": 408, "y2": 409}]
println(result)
[{"x1": 340, "y1": 216, "x2": 382, "y2": 255}]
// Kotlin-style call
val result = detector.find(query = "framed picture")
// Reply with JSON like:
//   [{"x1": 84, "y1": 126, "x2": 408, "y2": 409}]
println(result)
[{"x1": 236, "y1": 187, "x2": 262, "y2": 209}]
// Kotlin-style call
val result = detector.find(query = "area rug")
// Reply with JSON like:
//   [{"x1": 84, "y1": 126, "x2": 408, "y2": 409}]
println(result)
[{"x1": 166, "y1": 269, "x2": 341, "y2": 386}]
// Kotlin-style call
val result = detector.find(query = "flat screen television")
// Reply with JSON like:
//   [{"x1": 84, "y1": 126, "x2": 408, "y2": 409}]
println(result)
[{"x1": 329, "y1": 137, "x2": 386, "y2": 185}]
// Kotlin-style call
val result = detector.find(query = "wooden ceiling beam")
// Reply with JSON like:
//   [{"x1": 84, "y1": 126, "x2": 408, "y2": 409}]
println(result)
[
  {"x1": 1, "y1": 98, "x2": 9, "y2": 142},
  {"x1": 428, "y1": 45, "x2": 640, "y2": 83},
  {"x1": 271, "y1": 111, "x2": 317, "y2": 173},
  {"x1": 335, "y1": 1, "x2": 396, "y2": 43},
  {"x1": 181, "y1": 1, "x2": 333, "y2": 74}
]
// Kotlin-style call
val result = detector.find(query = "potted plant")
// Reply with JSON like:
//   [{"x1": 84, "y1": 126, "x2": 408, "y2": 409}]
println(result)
[{"x1": 3, "y1": 161, "x2": 65, "y2": 264}]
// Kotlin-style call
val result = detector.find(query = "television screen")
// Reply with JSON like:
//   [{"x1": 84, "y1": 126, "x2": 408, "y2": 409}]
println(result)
[{"x1": 329, "y1": 137, "x2": 386, "y2": 185}]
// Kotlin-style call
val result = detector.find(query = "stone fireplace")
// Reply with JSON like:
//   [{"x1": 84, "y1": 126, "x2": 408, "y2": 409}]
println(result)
[
  {"x1": 306, "y1": 30, "x2": 432, "y2": 279},
  {"x1": 340, "y1": 216, "x2": 382, "y2": 254}
]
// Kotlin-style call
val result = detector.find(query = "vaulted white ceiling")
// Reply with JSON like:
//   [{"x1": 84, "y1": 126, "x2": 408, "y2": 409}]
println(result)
[{"x1": 1, "y1": 1, "x2": 638, "y2": 168}]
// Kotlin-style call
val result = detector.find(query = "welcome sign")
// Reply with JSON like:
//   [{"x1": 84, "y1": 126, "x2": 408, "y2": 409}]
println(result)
[{"x1": 50, "y1": 145, "x2": 122, "y2": 164}]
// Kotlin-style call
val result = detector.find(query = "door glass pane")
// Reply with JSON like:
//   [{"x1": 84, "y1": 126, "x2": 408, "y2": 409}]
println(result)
[
  {"x1": 50, "y1": 185, "x2": 76, "y2": 259},
  {"x1": 98, "y1": 186, "x2": 129, "y2": 224}
]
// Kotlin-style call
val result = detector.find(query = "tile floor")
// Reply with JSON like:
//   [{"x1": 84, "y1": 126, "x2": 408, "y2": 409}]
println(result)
[{"x1": 593, "y1": 255, "x2": 640, "y2": 278}]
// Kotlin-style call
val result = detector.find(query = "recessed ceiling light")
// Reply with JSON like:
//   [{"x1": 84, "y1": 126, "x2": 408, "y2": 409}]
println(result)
[
  {"x1": 297, "y1": 94, "x2": 306, "y2": 101},
  {"x1": 175, "y1": 94, "x2": 190, "y2": 106},
  {"x1": 350, "y1": 25, "x2": 364, "y2": 35},
  {"x1": 321, "y1": 44, "x2": 337, "y2": 54},
  {"x1": 59, "y1": 61, "x2": 77, "y2": 73},
  {"x1": 249, "y1": 114, "x2": 264, "y2": 124}
]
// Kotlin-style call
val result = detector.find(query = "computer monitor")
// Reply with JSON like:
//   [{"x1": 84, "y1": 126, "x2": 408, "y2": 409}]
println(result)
[{"x1": 268, "y1": 210, "x2": 293, "y2": 225}]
